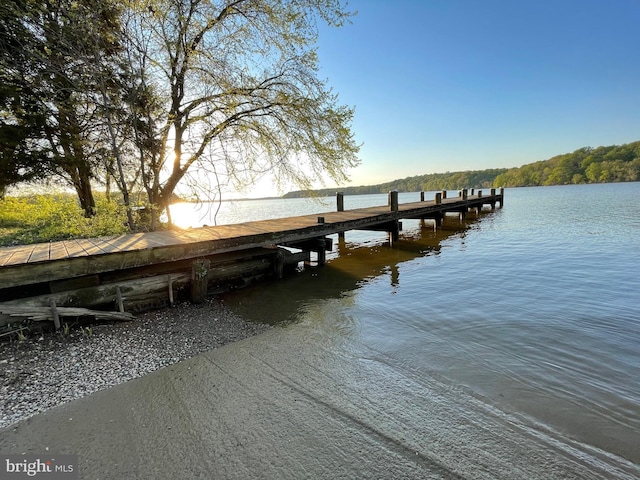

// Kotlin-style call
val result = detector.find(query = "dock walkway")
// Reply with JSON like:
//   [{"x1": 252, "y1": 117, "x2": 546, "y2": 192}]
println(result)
[{"x1": 0, "y1": 189, "x2": 502, "y2": 316}]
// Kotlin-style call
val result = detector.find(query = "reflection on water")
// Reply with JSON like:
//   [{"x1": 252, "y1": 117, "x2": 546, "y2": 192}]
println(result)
[
  {"x1": 223, "y1": 214, "x2": 471, "y2": 326},
  {"x1": 221, "y1": 183, "x2": 640, "y2": 467}
]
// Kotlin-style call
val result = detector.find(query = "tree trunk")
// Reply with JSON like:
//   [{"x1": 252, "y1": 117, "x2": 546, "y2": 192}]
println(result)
[{"x1": 70, "y1": 165, "x2": 96, "y2": 217}]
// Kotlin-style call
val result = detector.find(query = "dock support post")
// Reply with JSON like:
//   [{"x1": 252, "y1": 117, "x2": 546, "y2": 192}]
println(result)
[
  {"x1": 462, "y1": 189, "x2": 468, "y2": 200},
  {"x1": 190, "y1": 258, "x2": 210, "y2": 304},
  {"x1": 387, "y1": 220, "x2": 400, "y2": 245},
  {"x1": 274, "y1": 249, "x2": 285, "y2": 279},
  {"x1": 168, "y1": 275, "x2": 175, "y2": 307},
  {"x1": 499, "y1": 187, "x2": 504, "y2": 207},
  {"x1": 336, "y1": 192, "x2": 344, "y2": 212},
  {"x1": 316, "y1": 238, "x2": 327, "y2": 266},
  {"x1": 389, "y1": 191, "x2": 399, "y2": 211},
  {"x1": 420, "y1": 191, "x2": 425, "y2": 202},
  {"x1": 434, "y1": 214, "x2": 442, "y2": 230},
  {"x1": 490, "y1": 189, "x2": 496, "y2": 210},
  {"x1": 50, "y1": 299, "x2": 61, "y2": 330},
  {"x1": 476, "y1": 190, "x2": 483, "y2": 214},
  {"x1": 435, "y1": 192, "x2": 442, "y2": 205},
  {"x1": 337, "y1": 233, "x2": 346, "y2": 252},
  {"x1": 116, "y1": 287, "x2": 124, "y2": 312},
  {"x1": 442, "y1": 190, "x2": 447, "y2": 199}
]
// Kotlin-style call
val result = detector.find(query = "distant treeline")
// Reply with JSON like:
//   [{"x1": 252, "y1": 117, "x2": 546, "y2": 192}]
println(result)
[
  {"x1": 283, "y1": 140, "x2": 640, "y2": 198},
  {"x1": 494, "y1": 141, "x2": 640, "y2": 187}
]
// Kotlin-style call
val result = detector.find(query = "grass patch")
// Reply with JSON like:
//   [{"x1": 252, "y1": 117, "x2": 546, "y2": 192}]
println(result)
[{"x1": 0, "y1": 193, "x2": 131, "y2": 246}]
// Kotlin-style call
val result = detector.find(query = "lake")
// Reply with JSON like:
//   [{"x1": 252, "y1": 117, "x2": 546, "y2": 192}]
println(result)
[{"x1": 172, "y1": 183, "x2": 640, "y2": 469}]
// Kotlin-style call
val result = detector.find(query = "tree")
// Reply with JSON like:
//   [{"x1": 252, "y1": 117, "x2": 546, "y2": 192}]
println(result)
[
  {"x1": 0, "y1": 1, "x2": 53, "y2": 197},
  {"x1": 40, "y1": 0, "x2": 129, "y2": 217},
  {"x1": 124, "y1": 0, "x2": 360, "y2": 225},
  {"x1": 0, "y1": 0, "x2": 126, "y2": 216}
]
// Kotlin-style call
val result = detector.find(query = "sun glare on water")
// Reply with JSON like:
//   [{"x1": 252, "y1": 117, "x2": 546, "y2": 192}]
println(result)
[{"x1": 165, "y1": 202, "x2": 219, "y2": 229}]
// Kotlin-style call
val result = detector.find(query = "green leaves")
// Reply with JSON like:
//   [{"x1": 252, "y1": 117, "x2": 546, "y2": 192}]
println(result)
[
  {"x1": 495, "y1": 141, "x2": 640, "y2": 187},
  {"x1": 126, "y1": 0, "x2": 360, "y2": 213},
  {"x1": 3, "y1": 0, "x2": 360, "y2": 229},
  {"x1": 0, "y1": 194, "x2": 129, "y2": 246}
]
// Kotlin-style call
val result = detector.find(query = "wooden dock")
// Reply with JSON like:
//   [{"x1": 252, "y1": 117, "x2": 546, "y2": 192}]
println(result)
[{"x1": 0, "y1": 188, "x2": 502, "y2": 326}]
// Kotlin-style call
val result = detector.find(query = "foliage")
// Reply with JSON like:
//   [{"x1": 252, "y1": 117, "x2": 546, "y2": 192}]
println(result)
[
  {"x1": 284, "y1": 140, "x2": 640, "y2": 198},
  {"x1": 122, "y1": 0, "x2": 360, "y2": 225},
  {"x1": 1, "y1": 0, "x2": 360, "y2": 228},
  {"x1": 0, "y1": 0, "x2": 127, "y2": 215},
  {"x1": 0, "y1": 1, "x2": 53, "y2": 197},
  {"x1": 0, "y1": 194, "x2": 129, "y2": 246},
  {"x1": 494, "y1": 142, "x2": 640, "y2": 187}
]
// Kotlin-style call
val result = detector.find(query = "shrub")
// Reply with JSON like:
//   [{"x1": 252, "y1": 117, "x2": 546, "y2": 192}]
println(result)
[{"x1": 0, "y1": 194, "x2": 130, "y2": 246}]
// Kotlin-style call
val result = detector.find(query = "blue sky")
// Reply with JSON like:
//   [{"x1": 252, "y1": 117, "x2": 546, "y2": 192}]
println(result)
[{"x1": 310, "y1": 0, "x2": 640, "y2": 188}]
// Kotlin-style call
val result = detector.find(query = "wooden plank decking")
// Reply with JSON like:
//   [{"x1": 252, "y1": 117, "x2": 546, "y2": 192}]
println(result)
[{"x1": 0, "y1": 190, "x2": 503, "y2": 291}]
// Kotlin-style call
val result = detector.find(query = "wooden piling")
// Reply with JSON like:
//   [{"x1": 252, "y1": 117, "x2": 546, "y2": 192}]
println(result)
[
  {"x1": 316, "y1": 238, "x2": 327, "y2": 266},
  {"x1": 435, "y1": 192, "x2": 442, "y2": 205},
  {"x1": 442, "y1": 190, "x2": 447, "y2": 199},
  {"x1": 387, "y1": 220, "x2": 401, "y2": 244},
  {"x1": 50, "y1": 299, "x2": 61, "y2": 330},
  {"x1": 434, "y1": 213, "x2": 442, "y2": 230},
  {"x1": 274, "y1": 249, "x2": 285, "y2": 279},
  {"x1": 389, "y1": 191, "x2": 399, "y2": 211},
  {"x1": 337, "y1": 192, "x2": 344, "y2": 212},
  {"x1": 168, "y1": 275, "x2": 175, "y2": 307},
  {"x1": 190, "y1": 258, "x2": 210, "y2": 304},
  {"x1": 116, "y1": 287, "x2": 124, "y2": 312}
]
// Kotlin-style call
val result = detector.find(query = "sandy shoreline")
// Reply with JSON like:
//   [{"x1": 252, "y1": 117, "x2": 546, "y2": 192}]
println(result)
[
  {"x1": 0, "y1": 298, "x2": 271, "y2": 429},
  {"x1": 2, "y1": 315, "x2": 636, "y2": 479}
]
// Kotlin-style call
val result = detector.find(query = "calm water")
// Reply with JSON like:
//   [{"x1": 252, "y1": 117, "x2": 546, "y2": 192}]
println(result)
[{"x1": 175, "y1": 183, "x2": 640, "y2": 467}]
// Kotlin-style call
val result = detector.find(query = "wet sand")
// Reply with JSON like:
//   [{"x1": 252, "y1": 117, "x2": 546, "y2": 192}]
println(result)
[{"x1": 1, "y1": 321, "x2": 637, "y2": 480}]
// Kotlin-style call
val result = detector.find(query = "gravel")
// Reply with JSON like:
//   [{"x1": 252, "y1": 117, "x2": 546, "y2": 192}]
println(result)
[{"x1": 0, "y1": 299, "x2": 271, "y2": 430}]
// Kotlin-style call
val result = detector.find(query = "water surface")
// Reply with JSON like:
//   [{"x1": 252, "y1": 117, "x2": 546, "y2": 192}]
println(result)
[{"x1": 209, "y1": 183, "x2": 639, "y2": 467}]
